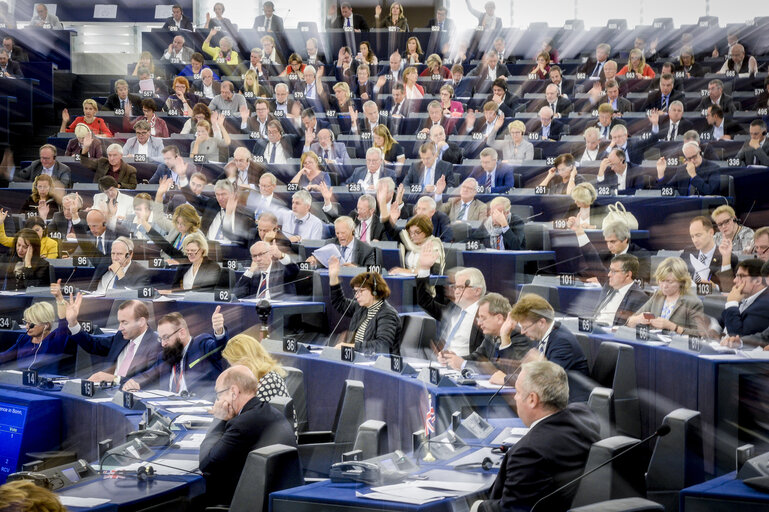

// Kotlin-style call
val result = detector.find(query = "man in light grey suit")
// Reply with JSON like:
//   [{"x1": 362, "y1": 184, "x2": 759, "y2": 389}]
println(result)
[
  {"x1": 440, "y1": 177, "x2": 487, "y2": 222},
  {"x1": 30, "y1": 3, "x2": 62, "y2": 28},
  {"x1": 122, "y1": 120, "x2": 165, "y2": 163},
  {"x1": 308, "y1": 128, "x2": 350, "y2": 166},
  {"x1": 14, "y1": 144, "x2": 72, "y2": 187},
  {"x1": 161, "y1": 34, "x2": 195, "y2": 64}
]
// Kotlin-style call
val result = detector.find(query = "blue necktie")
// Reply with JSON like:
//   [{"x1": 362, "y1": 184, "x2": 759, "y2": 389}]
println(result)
[
  {"x1": 485, "y1": 173, "x2": 492, "y2": 190},
  {"x1": 445, "y1": 310, "x2": 467, "y2": 349},
  {"x1": 340, "y1": 245, "x2": 347, "y2": 262},
  {"x1": 269, "y1": 143, "x2": 276, "y2": 164}
]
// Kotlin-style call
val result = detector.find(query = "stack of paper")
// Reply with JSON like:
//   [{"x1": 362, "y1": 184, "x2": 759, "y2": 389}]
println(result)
[{"x1": 358, "y1": 480, "x2": 485, "y2": 505}]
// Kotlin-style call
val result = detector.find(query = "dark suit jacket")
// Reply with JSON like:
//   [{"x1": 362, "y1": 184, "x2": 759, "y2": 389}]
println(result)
[
  {"x1": 439, "y1": 142, "x2": 464, "y2": 165},
  {"x1": 0, "y1": 60, "x2": 22, "y2": 77},
  {"x1": 402, "y1": 159, "x2": 456, "y2": 189},
  {"x1": 598, "y1": 163, "x2": 648, "y2": 192},
  {"x1": 470, "y1": 165, "x2": 515, "y2": 194},
  {"x1": 661, "y1": 159, "x2": 721, "y2": 196},
  {"x1": 598, "y1": 141, "x2": 644, "y2": 166},
  {"x1": 464, "y1": 333, "x2": 534, "y2": 375},
  {"x1": 595, "y1": 95, "x2": 633, "y2": 114},
  {"x1": 181, "y1": 186, "x2": 221, "y2": 231},
  {"x1": 578, "y1": 58, "x2": 608, "y2": 80},
  {"x1": 681, "y1": 246, "x2": 738, "y2": 291},
  {"x1": 538, "y1": 97, "x2": 573, "y2": 116},
  {"x1": 470, "y1": 215, "x2": 526, "y2": 250},
  {"x1": 697, "y1": 94, "x2": 736, "y2": 116},
  {"x1": 331, "y1": 13, "x2": 369, "y2": 31},
  {"x1": 644, "y1": 90, "x2": 685, "y2": 111},
  {"x1": 478, "y1": 403, "x2": 601, "y2": 512},
  {"x1": 528, "y1": 119, "x2": 565, "y2": 141},
  {"x1": 416, "y1": 276, "x2": 484, "y2": 354},
  {"x1": 324, "y1": 239, "x2": 376, "y2": 267},
  {"x1": 200, "y1": 397, "x2": 297, "y2": 506},
  {"x1": 654, "y1": 118, "x2": 694, "y2": 141},
  {"x1": 544, "y1": 323, "x2": 591, "y2": 402},
  {"x1": 593, "y1": 283, "x2": 648, "y2": 326},
  {"x1": 737, "y1": 138, "x2": 769, "y2": 166},
  {"x1": 81, "y1": 154, "x2": 137, "y2": 189},
  {"x1": 13, "y1": 160, "x2": 72, "y2": 187},
  {"x1": 425, "y1": 18, "x2": 455, "y2": 32},
  {"x1": 233, "y1": 261, "x2": 299, "y2": 299},
  {"x1": 88, "y1": 260, "x2": 151, "y2": 292},
  {"x1": 580, "y1": 240, "x2": 651, "y2": 284},
  {"x1": 162, "y1": 15, "x2": 193, "y2": 31},
  {"x1": 2, "y1": 257, "x2": 50, "y2": 291},
  {"x1": 252, "y1": 14, "x2": 284, "y2": 31},
  {"x1": 172, "y1": 259, "x2": 224, "y2": 291},
  {"x1": 345, "y1": 166, "x2": 396, "y2": 185},
  {"x1": 330, "y1": 284, "x2": 401, "y2": 354},
  {"x1": 71, "y1": 328, "x2": 161, "y2": 380},
  {"x1": 134, "y1": 331, "x2": 229, "y2": 396},
  {"x1": 721, "y1": 288, "x2": 769, "y2": 336},
  {"x1": 103, "y1": 93, "x2": 143, "y2": 116}
]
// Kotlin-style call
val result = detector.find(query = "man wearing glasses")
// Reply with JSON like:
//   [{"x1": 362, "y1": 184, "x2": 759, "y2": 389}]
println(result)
[
  {"x1": 233, "y1": 241, "x2": 297, "y2": 300},
  {"x1": 655, "y1": 141, "x2": 721, "y2": 196},
  {"x1": 123, "y1": 307, "x2": 228, "y2": 396},
  {"x1": 682, "y1": 216, "x2": 738, "y2": 291},
  {"x1": 200, "y1": 365, "x2": 296, "y2": 507},
  {"x1": 592, "y1": 254, "x2": 647, "y2": 326},
  {"x1": 89, "y1": 237, "x2": 150, "y2": 293},
  {"x1": 509, "y1": 294, "x2": 590, "y2": 403},
  {"x1": 720, "y1": 259, "x2": 769, "y2": 338},
  {"x1": 749, "y1": 227, "x2": 769, "y2": 262}
]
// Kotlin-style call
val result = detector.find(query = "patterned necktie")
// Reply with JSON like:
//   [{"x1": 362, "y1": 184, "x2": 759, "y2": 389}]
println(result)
[
  {"x1": 173, "y1": 362, "x2": 183, "y2": 393},
  {"x1": 257, "y1": 272, "x2": 268, "y2": 297},
  {"x1": 458, "y1": 203, "x2": 469, "y2": 220},
  {"x1": 496, "y1": 235, "x2": 504, "y2": 250},
  {"x1": 120, "y1": 99, "x2": 125, "y2": 110},
  {"x1": 323, "y1": 149, "x2": 329, "y2": 160},
  {"x1": 359, "y1": 221, "x2": 368, "y2": 241},
  {"x1": 269, "y1": 143, "x2": 276, "y2": 164},
  {"x1": 485, "y1": 172, "x2": 492, "y2": 190}
]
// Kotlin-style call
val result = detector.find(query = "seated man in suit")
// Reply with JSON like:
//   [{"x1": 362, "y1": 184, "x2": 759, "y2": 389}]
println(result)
[
  {"x1": 149, "y1": 145, "x2": 188, "y2": 185},
  {"x1": 123, "y1": 308, "x2": 228, "y2": 396},
  {"x1": 308, "y1": 216, "x2": 376, "y2": 268},
  {"x1": 682, "y1": 215, "x2": 738, "y2": 291},
  {"x1": 402, "y1": 142, "x2": 456, "y2": 193},
  {"x1": 472, "y1": 361, "x2": 600, "y2": 512},
  {"x1": 252, "y1": 1, "x2": 284, "y2": 32},
  {"x1": 234, "y1": 241, "x2": 298, "y2": 300},
  {"x1": 345, "y1": 147, "x2": 396, "y2": 193},
  {"x1": 721, "y1": 259, "x2": 769, "y2": 336},
  {"x1": 530, "y1": 106, "x2": 564, "y2": 141},
  {"x1": 644, "y1": 73, "x2": 684, "y2": 112},
  {"x1": 655, "y1": 141, "x2": 721, "y2": 196},
  {"x1": 587, "y1": 79, "x2": 632, "y2": 115},
  {"x1": 592, "y1": 103, "x2": 626, "y2": 141},
  {"x1": 240, "y1": 99, "x2": 275, "y2": 137},
  {"x1": 383, "y1": 195, "x2": 453, "y2": 243},
  {"x1": 592, "y1": 254, "x2": 648, "y2": 326},
  {"x1": 541, "y1": 83, "x2": 573, "y2": 118},
  {"x1": 696, "y1": 79, "x2": 736, "y2": 117},
  {"x1": 200, "y1": 365, "x2": 296, "y2": 507},
  {"x1": 470, "y1": 147, "x2": 515, "y2": 194},
  {"x1": 65, "y1": 296, "x2": 161, "y2": 385},
  {"x1": 470, "y1": 196, "x2": 525, "y2": 250},
  {"x1": 50, "y1": 193, "x2": 84, "y2": 241},
  {"x1": 323, "y1": 193, "x2": 388, "y2": 242},
  {"x1": 89, "y1": 237, "x2": 150, "y2": 293},
  {"x1": 307, "y1": 128, "x2": 350, "y2": 167},
  {"x1": 648, "y1": 100, "x2": 692, "y2": 141},
  {"x1": 573, "y1": 221, "x2": 651, "y2": 284},
  {"x1": 417, "y1": 101, "x2": 458, "y2": 137},
  {"x1": 598, "y1": 124, "x2": 642, "y2": 165},
  {"x1": 162, "y1": 4, "x2": 193, "y2": 30},
  {"x1": 431, "y1": 124, "x2": 463, "y2": 165},
  {"x1": 596, "y1": 148, "x2": 646, "y2": 193},
  {"x1": 440, "y1": 177, "x2": 486, "y2": 222},
  {"x1": 13, "y1": 144, "x2": 72, "y2": 188},
  {"x1": 102, "y1": 79, "x2": 142, "y2": 116},
  {"x1": 508, "y1": 294, "x2": 590, "y2": 402},
  {"x1": 439, "y1": 293, "x2": 534, "y2": 374},
  {"x1": 220, "y1": 147, "x2": 265, "y2": 190},
  {"x1": 736, "y1": 119, "x2": 769, "y2": 166}
]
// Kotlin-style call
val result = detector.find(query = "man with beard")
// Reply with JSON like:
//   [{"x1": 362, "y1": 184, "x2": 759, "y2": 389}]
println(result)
[{"x1": 123, "y1": 307, "x2": 228, "y2": 396}]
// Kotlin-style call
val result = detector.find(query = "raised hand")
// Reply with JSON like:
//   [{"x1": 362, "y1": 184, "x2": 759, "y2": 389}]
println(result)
[
  {"x1": 0, "y1": 208, "x2": 7, "y2": 224},
  {"x1": 50, "y1": 278, "x2": 63, "y2": 299},
  {"x1": 648, "y1": 109, "x2": 660, "y2": 126},
  {"x1": 328, "y1": 255, "x2": 341, "y2": 284},
  {"x1": 212, "y1": 305, "x2": 224, "y2": 335},
  {"x1": 62, "y1": 108, "x2": 70, "y2": 125},
  {"x1": 38, "y1": 200, "x2": 50, "y2": 220},
  {"x1": 417, "y1": 244, "x2": 439, "y2": 271},
  {"x1": 65, "y1": 292, "x2": 83, "y2": 328},
  {"x1": 656, "y1": 156, "x2": 667, "y2": 180},
  {"x1": 435, "y1": 174, "x2": 447, "y2": 195}
]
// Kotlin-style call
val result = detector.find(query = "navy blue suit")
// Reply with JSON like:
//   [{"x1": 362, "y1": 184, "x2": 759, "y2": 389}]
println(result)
[
  {"x1": 402, "y1": 160, "x2": 456, "y2": 189},
  {"x1": 543, "y1": 323, "x2": 590, "y2": 402},
  {"x1": 598, "y1": 163, "x2": 648, "y2": 193},
  {"x1": 470, "y1": 165, "x2": 515, "y2": 193},
  {"x1": 0, "y1": 320, "x2": 76, "y2": 375},
  {"x1": 233, "y1": 262, "x2": 299, "y2": 300},
  {"x1": 721, "y1": 288, "x2": 769, "y2": 336},
  {"x1": 345, "y1": 166, "x2": 397, "y2": 185},
  {"x1": 148, "y1": 164, "x2": 182, "y2": 184},
  {"x1": 133, "y1": 331, "x2": 229, "y2": 396},
  {"x1": 529, "y1": 119, "x2": 565, "y2": 141},
  {"x1": 71, "y1": 328, "x2": 161, "y2": 381},
  {"x1": 661, "y1": 160, "x2": 722, "y2": 196},
  {"x1": 470, "y1": 214, "x2": 526, "y2": 250}
]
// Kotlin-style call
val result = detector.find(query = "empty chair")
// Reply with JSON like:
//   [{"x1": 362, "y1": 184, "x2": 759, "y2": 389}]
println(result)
[
  {"x1": 399, "y1": 314, "x2": 437, "y2": 360},
  {"x1": 269, "y1": 396, "x2": 295, "y2": 426},
  {"x1": 590, "y1": 342, "x2": 641, "y2": 438},
  {"x1": 569, "y1": 498, "x2": 664, "y2": 512},
  {"x1": 587, "y1": 387, "x2": 614, "y2": 440},
  {"x1": 571, "y1": 436, "x2": 647, "y2": 508},
  {"x1": 352, "y1": 420, "x2": 388, "y2": 460},
  {"x1": 297, "y1": 379, "x2": 365, "y2": 477},
  {"x1": 283, "y1": 367, "x2": 308, "y2": 433},
  {"x1": 215, "y1": 444, "x2": 304, "y2": 512},
  {"x1": 523, "y1": 222, "x2": 549, "y2": 251},
  {"x1": 509, "y1": 204, "x2": 534, "y2": 221},
  {"x1": 646, "y1": 409, "x2": 704, "y2": 512}
]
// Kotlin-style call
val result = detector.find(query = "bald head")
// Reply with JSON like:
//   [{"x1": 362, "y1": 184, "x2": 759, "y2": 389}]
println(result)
[
  {"x1": 86, "y1": 209, "x2": 107, "y2": 236},
  {"x1": 216, "y1": 365, "x2": 259, "y2": 411}
]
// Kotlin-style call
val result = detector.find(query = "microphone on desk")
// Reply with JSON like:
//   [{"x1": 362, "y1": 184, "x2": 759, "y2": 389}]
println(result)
[
  {"x1": 98, "y1": 450, "x2": 201, "y2": 478},
  {"x1": 484, "y1": 369, "x2": 518, "y2": 422},
  {"x1": 529, "y1": 424, "x2": 672, "y2": 512},
  {"x1": 531, "y1": 253, "x2": 586, "y2": 279}
]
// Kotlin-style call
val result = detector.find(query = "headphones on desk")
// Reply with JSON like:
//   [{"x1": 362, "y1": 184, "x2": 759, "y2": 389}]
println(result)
[{"x1": 454, "y1": 457, "x2": 496, "y2": 471}]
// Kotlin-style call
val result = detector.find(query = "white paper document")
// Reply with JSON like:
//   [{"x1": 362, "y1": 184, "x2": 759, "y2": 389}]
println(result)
[
  {"x1": 167, "y1": 406, "x2": 211, "y2": 414},
  {"x1": 359, "y1": 479, "x2": 487, "y2": 505},
  {"x1": 177, "y1": 433, "x2": 207, "y2": 449},
  {"x1": 689, "y1": 253, "x2": 711, "y2": 283},
  {"x1": 133, "y1": 390, "x2": 176, "y2": 399},
  {"x1": 476, "y1": 379, "x2": 513, "y2": 390},
  {"x1": 59, "y1": 497, "x2": 111, "y2": 507},
  {"x1": 174, "y1": 414, "x2": 214, "y2": 425},
  {"x1": 310, "y1": 244, "x2": 342, "y2": 268},
  {"x1": 148, "y1": 399, "x2": 211, "y2": 407}
]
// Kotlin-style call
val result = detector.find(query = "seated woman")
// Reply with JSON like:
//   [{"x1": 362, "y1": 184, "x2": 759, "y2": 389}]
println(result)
[
  {"x1": 402, "y1": 66, "x2": 424, "y2": 100},
  {"x1": 139, "y1": 193, "x2": 203, "y2": 256},
  {"x1": 331, "y1": 82, "x2": 353, "y2": 113},
  {"x1": 204, "y1": 2, "x2": 236, "y2": 36},
  {"x1": 374, "y1": 1, "x2": 408, "y2": 31},
  {"x1": 240, "y1": 69, "x2": 271, "y2": 98},
  {"x1": 618, "y1": 48, "x2": 655, "y2": 78},
  {"x1": 627, "y1": 257, "x2": 706, "y2": 336},
  {"x1": 132, "y1": 50, "x2": 157, "y2": 78},
  {"x1": 279, "y1": 53, "x2": 306, "y2": 78},
  {"x1": 165, "y1": 76, "x2": 199, "y2": 116},
  {"x1": 21, "y1": 174, "x2": 58, "y2": 220},
  {"x1": 486, "y1": 119, "x2": 534, "y2": 163},
  {"x1": 373, "y1": 125, "x2": 405, "y2": 165},
  {"x1": 538, "y1": 153, "x2": 584, "y2": 195},
  {"x1": 79, "y1": 134, "x2": 137, "y2": 189},
  {"x1": 420, "y1": 54, "x2": 451, "y2": 79},
  {"x1": 168, "y1": 232, "x2": 224, "y2": 292},
  {"x1": 127, "y1": 193, "x2": 154, "y2": 240},
  {"x1": 290, "y1": 151, "x2": 331, "y2": 192},
  {"x1": 202, "y1": 28, "x2": 239, "y2": 72},
  {"x1": 61, "y1": 99, "x2": 113, "y2": 137},
  {"x1": 356, "y1": 41, "x2": 378, "y2": 67},
  {"x1": 0, "y1": 212, "x2": 58, "y2": 259},
  {"x1": 676, "y1": 46, "x2": 704, "y2": 78},
  {"x1": 529, "y1": 51, "x2": 551, "y2": 79},
  {"x1": 131, "y1": 98, "x2": 169, "y2": 138},
  {"x1": 65, "y1": 123, "x2": 103, "y2": 158},
  {"x1": 190, "y1": 116, "x2": 231, "y2": 163},
  {"x1": 391, "y1": 215, "x2": 445, "y2": 275},
  {"x1": 2, "y1": 229, "x2": 51, "y2": 291},
  {"x1": 329, "y1": 256, "x2": 401, "y2": 355},
  {"x1": 0, "y1": 297, "x2": 75, "y2": 375},
  {"x1": 181, "y1": 103, "x2": 212, "y2": 135},
  {"x1": 353, "y1": 64, "x2": 374, "y2": 101},
  {"x1": 566, "y1": 182, "x2": 603, "y2": 229},
  {"x1": 222, "y1": 334, "x2": 291, "y2": 403},
  {"x1": 403, "y1": 37, "x2": 423, "y2": 65},
  {"x1": 438, "y1": 84, "x2": 464, "y2": 117}
]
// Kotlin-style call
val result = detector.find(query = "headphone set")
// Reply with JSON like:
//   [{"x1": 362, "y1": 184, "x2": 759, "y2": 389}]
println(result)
[
  {"x1": 108, "y1": 465, "x2": 156, "y2": 484},
  {"x1": 453, "y1": 445, "x2": 510, "y2": 471},
  {"x1": 368, "y1": 273, "x2": 379, "y2": 297}
]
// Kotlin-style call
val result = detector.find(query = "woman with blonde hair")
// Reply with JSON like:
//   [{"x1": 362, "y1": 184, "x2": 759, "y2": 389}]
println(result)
[
  {"x1": 486, "y1": 119, "x2": 533, "y2": 163},
  {"x1": 240, "y1": 69, "x2": 271, "y2": 98},
  {"x1": 61, "y1": 98, "x2": 113, "y2": 136},
  {"x1": 374, "y1": 1, "x2": 409, "y2": 31},
  {"x1": 222, "y1": 334, "x2": 290, "y2": 403},
  {"x1": 420, "y1": 54, "x2": 451, "y2": 79},
  {"x1": 21, "y1": 174, "x2": 58, "y2": 219},
  {"x1": 373, "y1": 124, "x2": 405, "y2": 164},
  {"x1": 567, "y1": 182, "x2": 603, "y2": 229},
  {"x1": 290, "y1": 151, "x2": 331, "y2": 191},
  {"x1": 627, "y1": 257, "x2": 705, "y2": 336},
  {"x1": 332, "y1": 81, "x2": 353, "y2": 112},
  {"x1": 618, "y1": 48, "x2": 655, "y2": 78}
]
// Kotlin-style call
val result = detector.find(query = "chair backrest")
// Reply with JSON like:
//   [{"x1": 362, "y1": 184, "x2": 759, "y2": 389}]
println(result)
[
  {"x1": 229, "y1": 444, "x2": 304, "y2": 512},
  {"x1": 523, "y1": 222, "x2": 549, "y2": 251},
  {"x1": 353, "y1": 420, "x2": 388, "y2": 460},
  {"x1": 268, "y1": 396, "x2": 296, "y2": 426},
  {"x1": 590, "y1": 342, "x2": 640, "y2": 438},
  {"x1": 569, "y1": 497, "x2": 665, "y2": 511},
  {"x1": 332, "y1": 379, "x2": 365, "y2": 444},
  {"x1": 283, "y1": 367, "x2": 308, "y2": 432},
  {"x1": 646, "y1": 409, "x2": 704, "y2": 512},
  {"x1": 450, "y1": 222, "x2": 471, "y2": 243},
  {"x1": 520, "y1": 284, "x2": 561, "y2": 313},
  {"x1": 398, "y1": 314, "x2": 437, "y2": 360},
  {"x1": 572, "y1": 436, "x2": 647, "y2": 508},
  {"x1": 588, "y1": 387, "x2": 614, "y2": 439}
]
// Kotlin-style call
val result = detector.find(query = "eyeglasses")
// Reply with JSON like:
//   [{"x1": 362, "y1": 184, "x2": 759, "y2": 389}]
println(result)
[
  {"x1": 23, "y1": 321, "x2": 36, "y2": 329},
  {"x1": 159, "y1": 328, "x2": 182, "y2": 342},
  {"x1": 608, "y1": 267, "x2": 627, "y2": 274},
  {"x1": 684, "y1": 153, "x2": 700, "y2": 162},
  {"x1": 214, "y1": 387, "x2": 230, "y2": 396},
  {"x1": 754, "y1": 244, "x2": 769, "y2": 255},
  {"x1": 185, "y1": 249, "x2": 200, "y2": 256},
  {"x1": 252, "y1": 250, "x2": 270, "y2": 259},
  {"x1": 715, "y1": 218, "x2": 733, "y2": 228},
  {"x1": 353, "y1": 288, "x2": 369, "y2": 296}
]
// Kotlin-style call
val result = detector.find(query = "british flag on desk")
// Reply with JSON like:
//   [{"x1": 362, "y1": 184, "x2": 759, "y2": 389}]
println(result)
[{"x1": 424, "y1": 392, "x2": 435, "y2": 435}]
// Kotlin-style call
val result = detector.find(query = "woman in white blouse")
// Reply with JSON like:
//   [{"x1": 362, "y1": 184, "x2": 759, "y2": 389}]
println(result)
[{"x1": 566, "y1": 182, "x2": 604, "y2": 229}]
